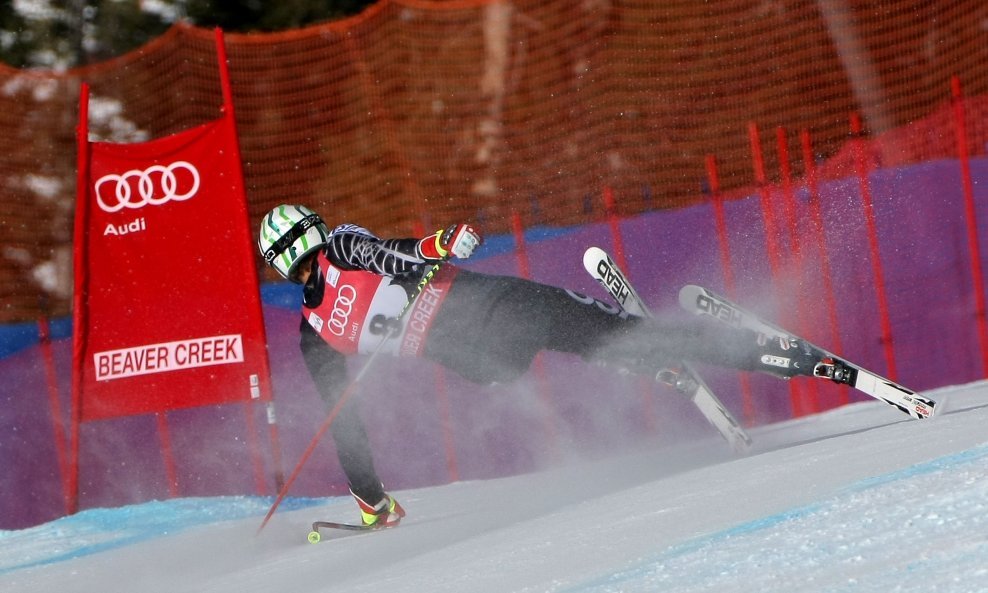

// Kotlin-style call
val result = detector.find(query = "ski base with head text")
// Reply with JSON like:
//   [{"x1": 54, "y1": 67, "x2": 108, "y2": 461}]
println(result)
[
  {"x1": 582, "y1": 247, "x2": 753, "y2": 453},
  {"x1": 678, "y1": 284, "x2": 936, "y2": 420}
]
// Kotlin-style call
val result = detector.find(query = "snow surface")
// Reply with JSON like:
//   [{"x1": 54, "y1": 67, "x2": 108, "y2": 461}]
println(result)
[{"x1": 3, "y1": 381, "x2": 988, "y2": 593}]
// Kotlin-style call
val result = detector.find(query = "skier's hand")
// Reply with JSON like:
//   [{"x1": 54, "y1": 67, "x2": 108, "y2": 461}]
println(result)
[{"x1": 418, "y1": 224, "x2": 482, "y2": 260}]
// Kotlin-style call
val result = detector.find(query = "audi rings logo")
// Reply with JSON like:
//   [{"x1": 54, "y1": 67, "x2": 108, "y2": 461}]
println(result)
[
  {"x1": 327, "y1": 285, "x2": 357, "y2": 336},
  {"x1": 94, "y1": 161, "x2": 201, "y2": 213}
]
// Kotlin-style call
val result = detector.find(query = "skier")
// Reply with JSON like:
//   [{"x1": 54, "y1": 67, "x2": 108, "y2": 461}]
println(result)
[{"x1": 257, "y1": 204, "x2": 821, "y2": 527}]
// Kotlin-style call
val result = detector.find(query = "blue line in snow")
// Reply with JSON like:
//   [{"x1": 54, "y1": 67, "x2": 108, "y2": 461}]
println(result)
[
  {"x1": 564, "y1": 442, "x2": 988, "y2": 593},
  {"x1": 0, "y1": 496, "x2": 330, "y2": 576}
]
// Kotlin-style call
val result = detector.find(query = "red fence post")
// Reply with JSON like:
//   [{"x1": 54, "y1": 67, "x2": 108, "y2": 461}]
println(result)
[
  {"x1": 850, "y1": 112, "x2": 898, "y2": 381},
  {"x1": 432, "y1": 365, "x2": 460, "y2": 482},
  {"x1": 705, "y1": 155, "x2": 757, "y2": 425},
  {"x1": 38, "y1": 316, "x2": 71, "y2": 513},
  {"x1": 800, "y1": 129, "x2": 849, "y2": 407},
  {"x1": 951, "y1": 75, "x2": 988, "y2": 377},
  {"x1": 705, "y1": 156, "x2": 736, "y2": 289},
  {"x1": 600, "y1": 190, "x2": 657, "y2": 432},
  {"x1": 776, "y1": 128, "x2": 820, "y2": 414},
  {"x1": 242, "y1": 405, "x2": 269, "y2": 495},
  {"x1": 775, "y1": 127, "x2": 803, "y2": 259},
  {"x1": 68, "y1": 82, "x2": 91, "y2": 515},
  {"x1": 511, "y1": 212, "x2": 562, "y2": 457},
  {"x1": 414, "y1": 219, "x2": 460, "y2": 482},
  {"x1": 602, "y1": 187, "x2": 628, "y2": 271},
  {"x1": 748, "y1": 123, "x2": 785, "y2": 280},
  {"x1": 263, "y1": 402, "x2": 285, "y2": 491},
  {"x1": 155, "y1": 412, "x2": 180, "y2": 497},
  {"x1": 748, "y1": 122, "x2": 804, "y2": 417}
]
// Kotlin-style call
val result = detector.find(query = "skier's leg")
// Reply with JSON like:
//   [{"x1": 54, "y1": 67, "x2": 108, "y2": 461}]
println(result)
[
  {"x1": 537, "y1": 293, "x2": 821, "y2": 380},
  {"x1": 442, "y1": 277, "x2": 745, "y2": 375},
  {"x1": 426, "y1": 273, "x2": 632, "y2": 382},
  {"x1": 601, "y1": 320, "x2": 822, "y2": 379},
  {"x1": 427, "y1": 271, "x2": 819, "y2": 383}
]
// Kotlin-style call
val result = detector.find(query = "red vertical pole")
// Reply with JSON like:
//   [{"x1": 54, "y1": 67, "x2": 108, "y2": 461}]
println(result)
[
  {"x1": 776, "y1": 128, "x2": 820, "y2": 414},
  {"x1": 800, "y1": 129, "x2": 849, "y2": 407},
  {"x1": 775, "y1": 127, "x2": 802, "y2": 257},
  {"x1": 602, "y1": 187, "x2": 628, "y2": 271},
  {"x1": 850, "y1": 112, "x2": 898, "y2": 381},
  {"x1": 242, "y1": 404, "x2": 268, "y2": 495},
  {"x1": 38, "y1": 316, "x2": 71, "y2": 513},
  {"x1": 749, "y1": 122, "x2": 804, "y2": 417},
  {"x1": 599, "y1": 191, "x2": 657, "y2": 432},
  {"x1": 511, "y1": 212, "x2": 562, "y2": 456},
  {"x1": 69, "y1": 82, "x2": 91, "y2": 515},
  {"x1": 705, "y1": 155, "x2": 757, "y2": 426},
  {"x1": 262, "y1": 402, "x2": 285, "y2": 490},
  {"x1": 511, "y1": 212, "x2": 533, "y2": 280},
  {"x1": 414, "y1": 220, "x2": 460, "y2": 481},
  {"x1": 748, "y1": 123, "x2": 785, "y2": 280},
  {"x1": 156, "y1": 412, "x2": 180, "y2": 497},
  {"x1": 432, "y1": 366, "x2": 460, "y2": 482},
  {"x1": 215, "y1": 27, "x2": 285, "y2": 491},
  {"x1": 216, "y1": 28, "x2": 233, "y2": 108},
  {"x1": 952, "y1": 76, "x2": 988, "y2": 377},
  {"x1": 705, "y1": 156, "x2": 736, "y2": 289}
]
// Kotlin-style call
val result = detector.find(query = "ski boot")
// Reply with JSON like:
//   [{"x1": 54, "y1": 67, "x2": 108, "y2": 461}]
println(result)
[
  {"x1": 352, "y1": 489, "x2": 406, "y2": 528},
  {"x1": 755, "y1": 334, "x2": 821, "y2": 379}
]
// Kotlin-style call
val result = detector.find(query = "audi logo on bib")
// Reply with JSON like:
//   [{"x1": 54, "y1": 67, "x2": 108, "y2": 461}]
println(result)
[
  {"x1": 328, "y1": 285, "x2": 357, "y2": 336},
  {"x1": 94, "y1": 161, "x2": 201, "y2": 213}
]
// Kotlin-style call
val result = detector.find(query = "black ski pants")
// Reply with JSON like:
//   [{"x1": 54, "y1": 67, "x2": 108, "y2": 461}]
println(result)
[{"x1": 424, "y1": 269, "x2": 761, "y2": 384}]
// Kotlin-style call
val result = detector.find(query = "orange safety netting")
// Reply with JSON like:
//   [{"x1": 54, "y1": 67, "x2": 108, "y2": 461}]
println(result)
[{"x1": 1, "y1": 0, "x2": 987, "y2": 323}]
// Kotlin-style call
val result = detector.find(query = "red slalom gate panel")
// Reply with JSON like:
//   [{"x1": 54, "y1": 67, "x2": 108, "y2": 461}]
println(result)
[
  {"x1": 73, "y1": 109, "x2": 273, "y2": 420},
  {"x1": 68, "y1": 34, "x2": 282, "y2": 511}
]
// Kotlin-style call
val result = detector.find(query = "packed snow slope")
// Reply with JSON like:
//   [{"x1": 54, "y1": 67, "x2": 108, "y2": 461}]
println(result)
[{"x1": 3, "y1": 380, "x2": 988, "y2": 593}]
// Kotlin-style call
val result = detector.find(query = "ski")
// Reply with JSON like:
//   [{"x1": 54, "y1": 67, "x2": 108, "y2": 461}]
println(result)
[
  {"x1": 307, "y1": 520, "x2": 393, "y2": 543},
  {"x1": 583, "y1": 247, "x2": 752, "y2": 453},
  {"x1": 678, "y1": 284, "x2": 937, "y2": 420}
]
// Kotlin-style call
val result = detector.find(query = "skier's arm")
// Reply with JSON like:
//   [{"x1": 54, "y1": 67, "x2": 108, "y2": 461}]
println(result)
[
  {"x1": 326, "y1": 224, "x2": 481, "y2": 275},
  {"x1": 299, "y1": 321, "x2": 383, "y2": 497},
  {"x1": 325, "y1": 225, "x2": 425, "y2": 276}
]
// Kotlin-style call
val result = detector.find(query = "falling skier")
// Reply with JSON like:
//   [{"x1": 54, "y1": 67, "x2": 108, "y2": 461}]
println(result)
[{"x1": 257, "y1": 204, "x2": 823, "y2": 528}]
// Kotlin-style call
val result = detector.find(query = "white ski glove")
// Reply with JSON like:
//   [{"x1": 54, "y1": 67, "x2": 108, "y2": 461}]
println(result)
[{"x1": 418, "y1": 224, "x2": 482, "y2": 260}]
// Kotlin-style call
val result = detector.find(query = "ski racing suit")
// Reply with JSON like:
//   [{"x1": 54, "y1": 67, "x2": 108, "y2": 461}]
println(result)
[{"x1": 299, "y1": 224, "x2": 771, "y2": 503}]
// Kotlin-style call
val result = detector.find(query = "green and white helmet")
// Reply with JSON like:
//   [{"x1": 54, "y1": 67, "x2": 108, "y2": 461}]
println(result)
[{"x1": 258, "y1": 204, "x2": 330, "y2": 282}]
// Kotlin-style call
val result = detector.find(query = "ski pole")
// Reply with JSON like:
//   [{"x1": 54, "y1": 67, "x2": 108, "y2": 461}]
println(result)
[{"x1": 257, "y1": 260, "x2": 447, "y2": 534}]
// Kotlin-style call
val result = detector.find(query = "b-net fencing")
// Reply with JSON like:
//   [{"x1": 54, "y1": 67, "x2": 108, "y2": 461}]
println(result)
[{"x1": 1, "y1": 0, "x2": 987, "y2": 323}]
